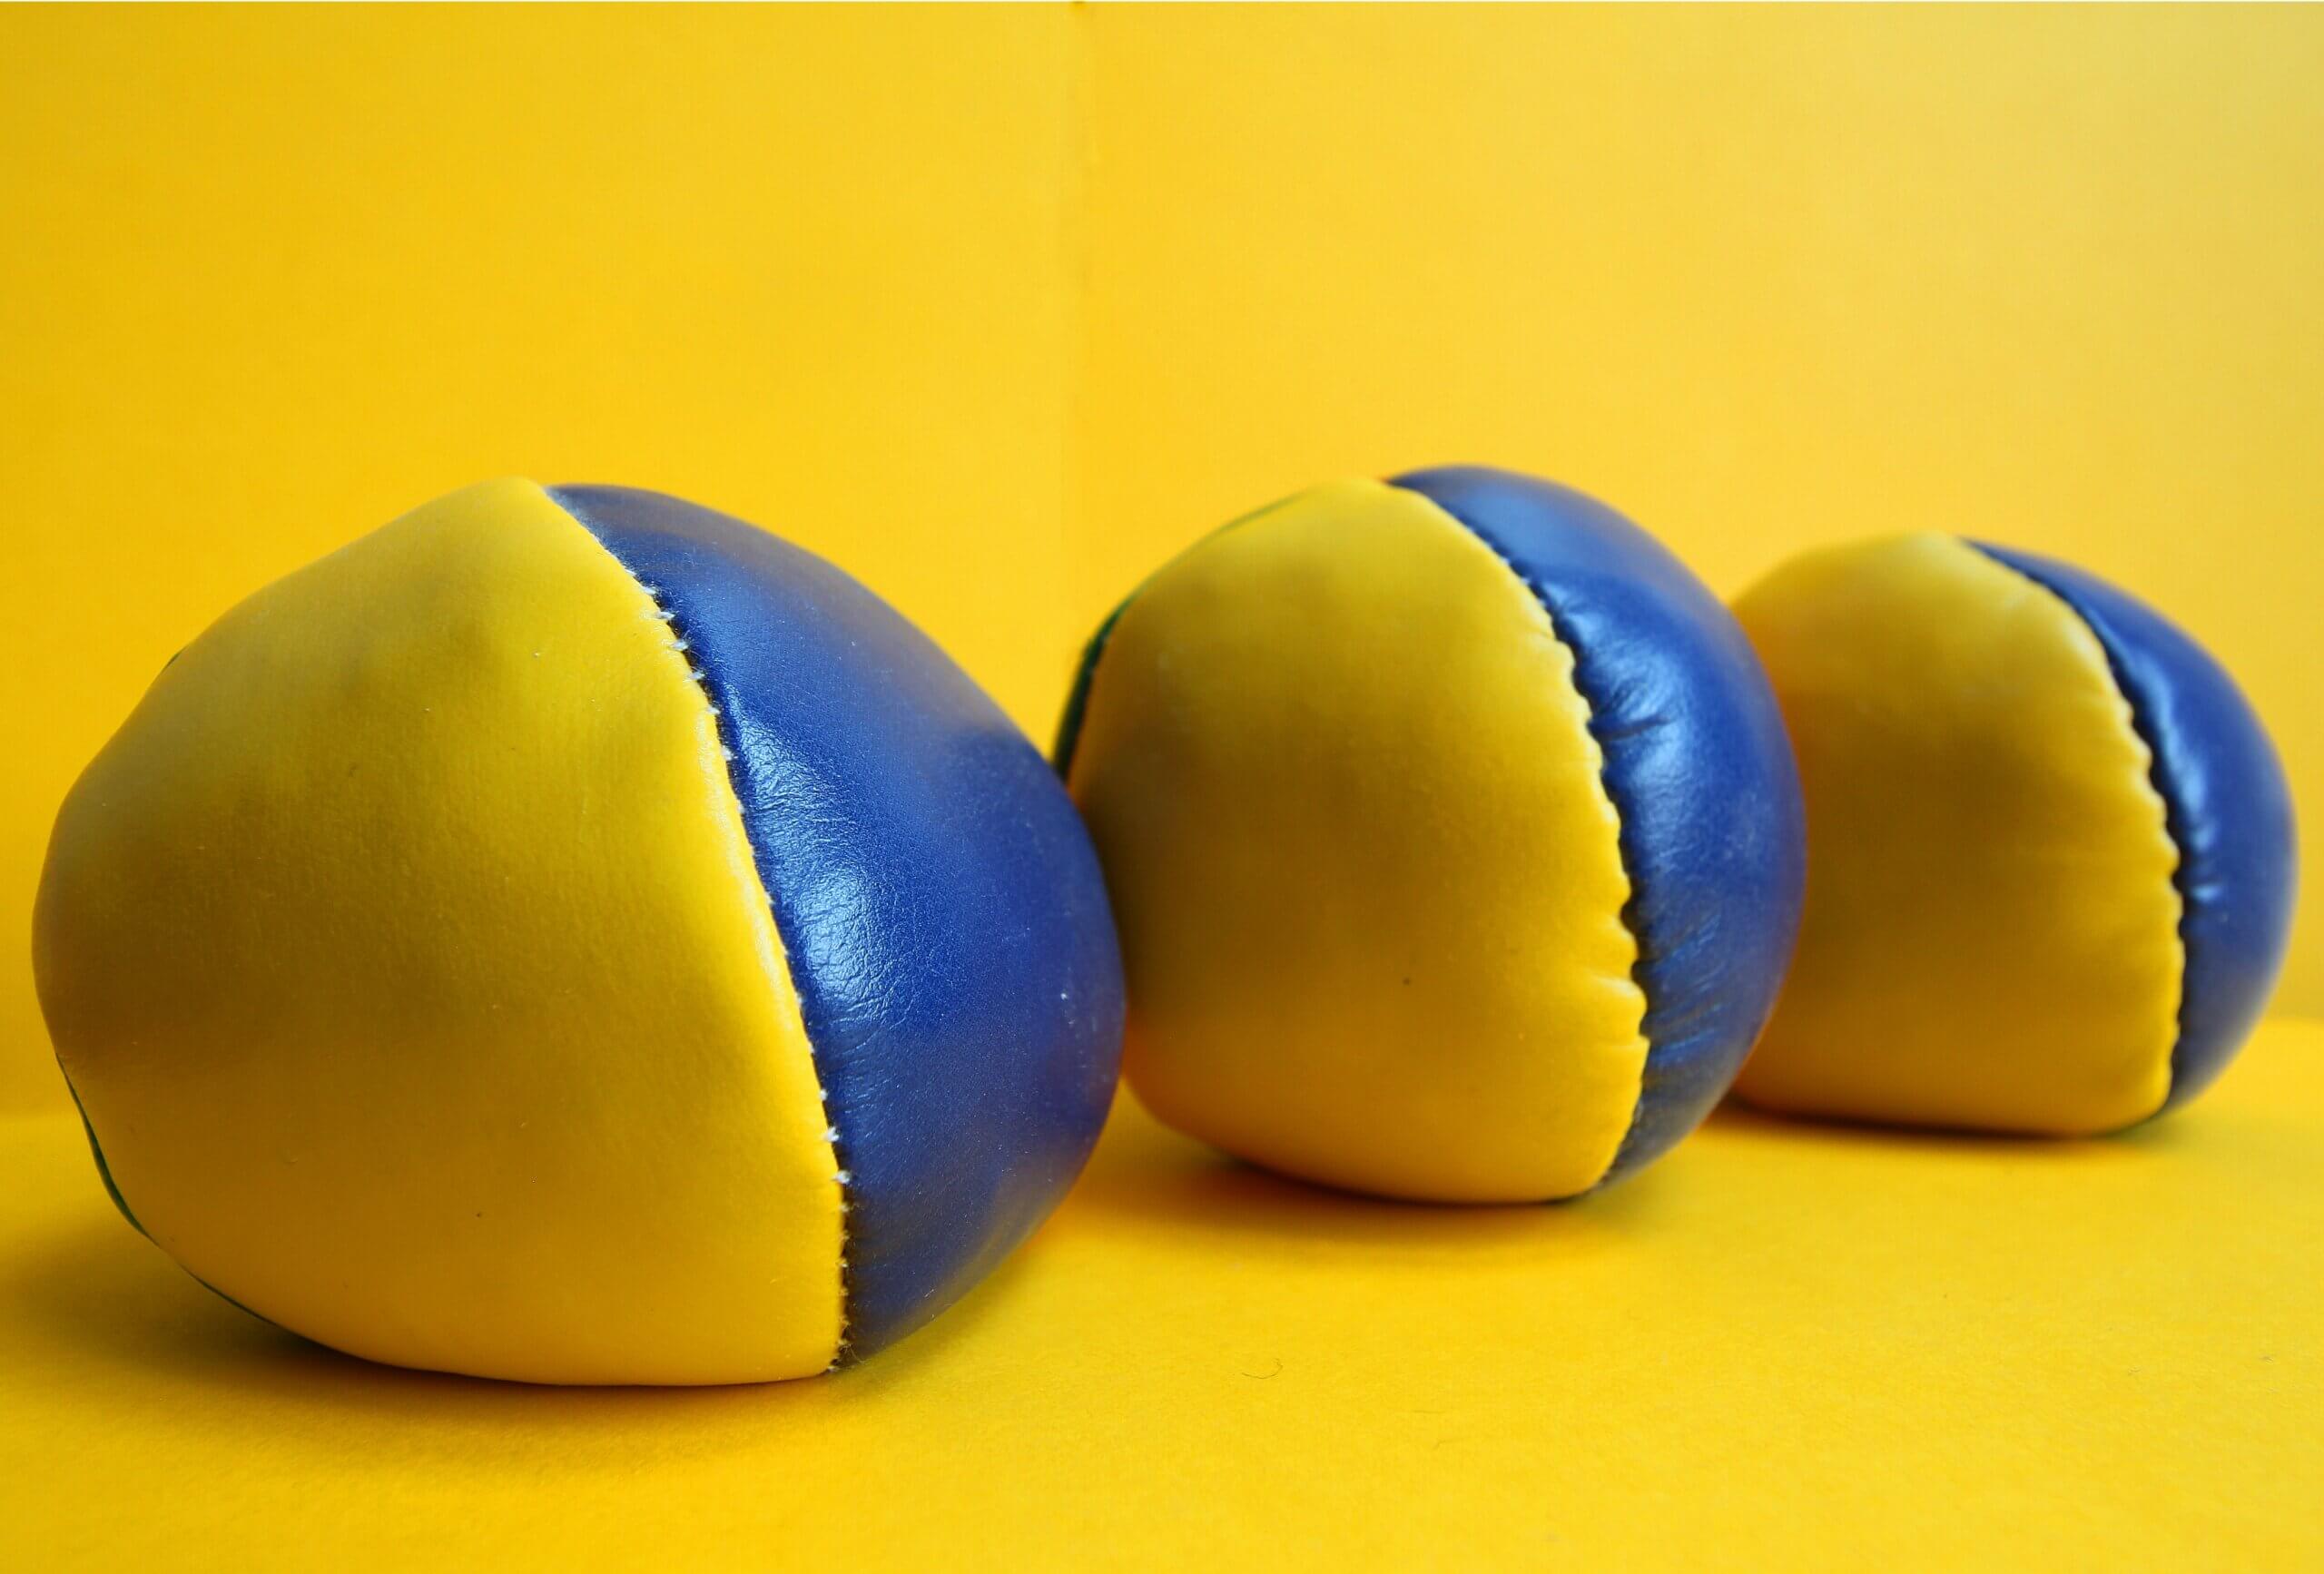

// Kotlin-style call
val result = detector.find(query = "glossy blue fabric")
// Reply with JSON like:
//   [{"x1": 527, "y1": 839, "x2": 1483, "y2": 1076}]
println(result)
[
  {"x1": 1392, "y1": 467, "x2": 1806, "y2": 1183},
  {"x1": 1973, "y1": 544, "x2": 2296, "y2": 1111},
  {"x1": 551, "y1": 487, "x2": 1125, "y2": 1359}
]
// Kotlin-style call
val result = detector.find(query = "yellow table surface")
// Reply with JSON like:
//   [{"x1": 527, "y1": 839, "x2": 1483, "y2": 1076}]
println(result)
[{"x1": 4, "y1": 1022, "x2": 2319, "y2": 1570}]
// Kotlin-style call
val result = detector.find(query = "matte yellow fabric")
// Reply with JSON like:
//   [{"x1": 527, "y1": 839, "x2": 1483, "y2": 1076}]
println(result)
[
  {"x1": 33, "y1": 479, "x2": 844, "y2": 1383},
  {"x1": 1069, "y1": 478, "x2": 1646, "y2": 1202},
  {"x1": 1731, "y1": 534, "x2": 2182, "y2": 1134},
  {"x1": 1, "y1": 1022, "x2": 2319, "y2": 1567}
]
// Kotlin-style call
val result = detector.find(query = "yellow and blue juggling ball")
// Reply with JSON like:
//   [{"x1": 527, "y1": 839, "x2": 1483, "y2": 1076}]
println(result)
[
  {"x1": 34, "y1": 479, "x2": 1125, "y2": 1383},
  {"x1": 1057, "y1": 467, "x2": 1806, "y2": 1202},
  {"x1": 1731, "y1": 535, "x2": 2296, "y2": 1134}
]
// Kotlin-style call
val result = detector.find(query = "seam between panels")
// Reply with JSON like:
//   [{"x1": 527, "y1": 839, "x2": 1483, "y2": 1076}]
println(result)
[
  {"x1": 560, "y1": 503, "x2": 857, "y2": 1371},
  {"x1": 1051, "y1": 591, "x2": 1132, "y2": 780},
  {"x1": 1965, "y1": 541, "x2": 2190, "y2": 1114},
  {"x1": 63, "y1": 1063, "x2": 290, "y2": 1329},
  {"x1": 1394, "y1": 485, "x2": 1657, "y2": 1189},
  {"x1": 1052, "y1": 491, "x2": 1312, "y2": 782},
  {"x1": 59, "y1": 1066, "x2": 143, "y2": 1238}
]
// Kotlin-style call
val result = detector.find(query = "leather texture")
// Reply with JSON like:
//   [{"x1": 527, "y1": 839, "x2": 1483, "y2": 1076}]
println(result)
[
  {"x1": 1393, "y1": 467, "x2": 1807, "y2": 1181},
  {"x1": 34, "y1": 479, "x2": 847, "y2": 1383},
  {"x1": 1973, "y1": 543, "x2": 2296, "y2": 1112},
  {"x1": 1067, "y1": 478, "x2": 1649, "y2": 1202},
  {"x1": 552, "y1": 487, "x2": 1124, "y2": 1358},
  {"x1": 1732, "y1": 533, "x2": 2185, "y2": 1134}
]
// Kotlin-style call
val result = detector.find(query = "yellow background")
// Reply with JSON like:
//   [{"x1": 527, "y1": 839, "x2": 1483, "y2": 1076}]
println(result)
[
  {"x1": 1, "y1": 1018, "x2": 2317, "y2": 1567},
  {"x1": 5, "y1": 7, "x2": 2321, "y2": 1110},
  {"x1": 2, "y1": 10, "x2": 2320, "y2": 1567},
  {"x1": 0, "y1": 5, "x2": 1083, "y2": 1110}
]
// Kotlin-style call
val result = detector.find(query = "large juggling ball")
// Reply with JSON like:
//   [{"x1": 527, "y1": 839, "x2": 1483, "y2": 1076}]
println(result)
[
  {"x1": 1731, "y1": 534, "x2": 2296, "y2": 1134},
  {"x1": 1056, "y1": 467, "x2": 1806, "y2": 1202},
  {"x1": 34, "y1": 479, "x2": 1125, "y2": 1383}
]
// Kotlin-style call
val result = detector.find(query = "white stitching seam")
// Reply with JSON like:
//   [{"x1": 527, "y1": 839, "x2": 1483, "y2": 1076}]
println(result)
[{"x1": 631, "y1": 580, "x2": 856, "y2": 1371}]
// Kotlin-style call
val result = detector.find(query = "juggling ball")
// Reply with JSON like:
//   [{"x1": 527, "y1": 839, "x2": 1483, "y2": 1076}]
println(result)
[
  {"x1": 34, "y1": 479, "x2": 1125, "y2": 1383},
  {"x1": 1731, "y1": 534, "x2": 2296, "y2": 1135},
  {"x1": 1056, "y1": 467, "x2": 1806, "y2": 1202}
]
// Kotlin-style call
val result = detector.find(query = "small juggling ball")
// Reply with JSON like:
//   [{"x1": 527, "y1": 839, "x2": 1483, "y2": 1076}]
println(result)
[
  {"x1": 34, "y1": 479, "x2": 1125, "y2": 1383},
  {"x1": 1731, "y1": 534, "x2": 2296, "y2": 1135},
  {"x1": 1056, "y1": 467, "x2": 1806, "y2": 1202}
]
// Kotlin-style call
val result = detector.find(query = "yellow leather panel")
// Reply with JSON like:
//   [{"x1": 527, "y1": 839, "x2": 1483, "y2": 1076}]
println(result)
[
  {"x1": 33, "y1": 479, "x2": 844, "y2": 1382},
  {"x1": 1068, "y1": 478, "x2": 1647, "y2": 1201},
  {"x1": 1731, "y1": 533, "x2": 2182, "y2": 1134}
]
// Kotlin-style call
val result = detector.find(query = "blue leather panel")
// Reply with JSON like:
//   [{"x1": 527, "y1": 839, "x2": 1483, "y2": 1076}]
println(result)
[
  {"x1": 1392, "y1": 467, "x2": 1807, "y2": 1183},
  {"x1": 1973, "y1": 544, "x2": 2296, "y2": 1110},
  {"x1": 550, "y1": 487, "x2": 1126, "y2": 1358}
]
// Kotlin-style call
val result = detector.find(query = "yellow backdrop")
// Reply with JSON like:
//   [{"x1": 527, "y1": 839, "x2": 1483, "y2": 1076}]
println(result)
[{"x1": 4, "y1": 5, "x2": 2319, "y2": 1114}]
